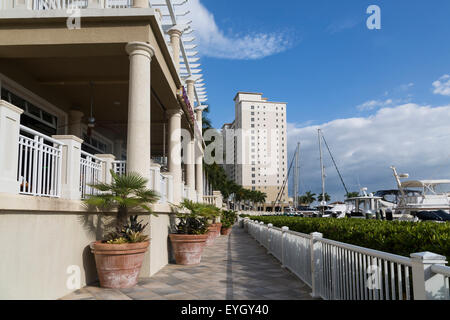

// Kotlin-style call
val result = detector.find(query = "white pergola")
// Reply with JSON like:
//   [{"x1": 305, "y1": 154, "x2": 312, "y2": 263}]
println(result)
[{"x1": 149, "y1": 0, "x2": 208, "y2": 107}]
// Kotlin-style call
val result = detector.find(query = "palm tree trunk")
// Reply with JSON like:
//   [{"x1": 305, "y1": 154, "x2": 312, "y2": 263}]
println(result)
[{"x1": 117, "y1": 206, "x2": 128, "y2": 229}]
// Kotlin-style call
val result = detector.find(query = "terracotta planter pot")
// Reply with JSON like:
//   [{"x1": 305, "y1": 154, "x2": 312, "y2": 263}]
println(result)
[
  {"x1": 90, "y1": 241, "x2": 149, "y2": 289},
  {"x1": 169, "y1": 234, "x2": 208, "y2": 265},
  {"x1": 221, "y1": 227, "x2": 232, "y2": 235},
  {"x1": 205, "y1": 225, "x2": 219, "y2": 246}
]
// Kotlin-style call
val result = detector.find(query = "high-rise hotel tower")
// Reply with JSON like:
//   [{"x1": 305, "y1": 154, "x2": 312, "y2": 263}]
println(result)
[{"x1": 222, "y1": 92, "x2": 288, "y2": 211}]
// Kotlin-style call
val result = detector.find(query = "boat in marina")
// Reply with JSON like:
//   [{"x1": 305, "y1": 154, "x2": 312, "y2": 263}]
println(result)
[{"x1": 391, "y1": 166, "x2": 450, "y2": 221}]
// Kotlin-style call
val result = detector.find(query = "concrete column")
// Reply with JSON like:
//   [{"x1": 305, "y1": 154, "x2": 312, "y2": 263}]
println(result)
[
  {"x1": 213, "y1": 190, "x2": 223, "y2": 208},
  {"x1": 167, "y1": 27, "x2": 183, "y2": 74},
  {"x1": 195, "y1": 149, "x2": 203, "y2": 201},
  {"x1": 186, "y1": 76, "x2": 196, "y2": 107},
  {"x1": 163, "y1": 173, "x2": 174, "y2": 203},
  {"x1": 132, "y1": 0, "x2": 148, "y2": 8},
  {"x1": 0, "y1": 100, "x2": 23, "y2": 194},
  {"x1": 68, "y1": 110, "x2": 84, "y2": 138},
  {"x1": 150, "y1": 162, "x2": 161, "y2": 195},
  {"x1": 167, "y1": 108, "x2": 183, "y2": 204},
  {"x1": 411, "y1": 252, "x2": 449, "y2": 300},
  {"x1": 125, "y1": 42, "x2": 155, "y2": 183},
  {"x1": 194, "y1": 106, "x2": 206, "y2": 201},
  {"x1": 95, "y1": 154, "x2": 115, "y2": 185},
  {"x1": 186, "y1": 134, "x2": 195, "y2": 199},
  {"x1": 52, "y1": 135, "x2": 83, "y2": 200}
]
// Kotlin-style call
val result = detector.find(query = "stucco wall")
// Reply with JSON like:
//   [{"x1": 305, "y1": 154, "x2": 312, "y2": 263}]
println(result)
[{"x1": 0, "y1": 210, "x2": 172, "y2": 300}]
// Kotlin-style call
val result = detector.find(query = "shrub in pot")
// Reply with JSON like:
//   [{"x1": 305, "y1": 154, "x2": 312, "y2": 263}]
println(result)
[
  {"x1": 221, "y1": 210, "x2": 237, "y2": 235},
  {"x1": 170, "y1": 200, "x2": 210, "y2": 265},
  {"x1": 201, "y1": 204, "x2": 222, "y2": 245},
  {"x1": 84, "y1": 170, "x2": 158, "y2": 289}
]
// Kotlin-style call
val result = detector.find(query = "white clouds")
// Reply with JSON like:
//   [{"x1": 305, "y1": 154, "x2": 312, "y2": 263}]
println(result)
[
  {"x1": 356, "y1": 99, "x2": 393, "y2": 111},
  {"x1": 287, "y1": 103, "x2": 450, "y2": 201},
  {"x1": 186, "y1": 0, "x2": 292, "y2": 60},
  {"x1": 432, "y1": 74, "x2": 450, "y2": 96}
]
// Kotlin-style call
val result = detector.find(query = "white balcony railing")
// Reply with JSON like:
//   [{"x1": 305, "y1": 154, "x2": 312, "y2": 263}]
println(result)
[
  {"x1": 243, "y1": 218, "x2": 450, "y2": 300},
  {"x1": 203, "y1": 195, "x2": 215, "y2": 205},
  {"x1": 31, "y1": 0, "x2": 133, "y2": 10},
  {"x1": 18, "y1": 125, "x2": 63, "y2": 197},
  {"x1": 80, "y1": 150, "x2": 104, "y2": 199},
  {"x1": 112, "y1": 160, "x2": 126, "y2": 176}
]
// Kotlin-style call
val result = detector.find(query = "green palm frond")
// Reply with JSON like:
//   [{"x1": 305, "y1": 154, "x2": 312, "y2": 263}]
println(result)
[{"x1": 83, "y1": 170, "x2": 159, "y2": 232}]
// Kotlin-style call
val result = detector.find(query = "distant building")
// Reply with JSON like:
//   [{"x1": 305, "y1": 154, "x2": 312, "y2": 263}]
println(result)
[{"x1": 222, "y1": 92, "x2": 289, "y2": 211}]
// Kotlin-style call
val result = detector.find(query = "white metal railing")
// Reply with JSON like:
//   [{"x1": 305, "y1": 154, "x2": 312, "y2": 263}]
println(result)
[
  {"x1": 243, "y1": 218, "x2": 450, "y2": 300},
  {"x1": 34, "y1": 0, "x2": 88, "y2": 10},
  {"x1": 112, "y1": 160, "x2": 126, "y2": 175},
  {"x1": 31, "y1": 0, "x2": 132, "y2": 10},
  {"x1": 105, "y1": 0, "x2": 132, "y2": 8},
  {"x1": 80, "y1": 150, "x2": 104, "y2": 199},
  {"x1": 316, "y1": 237, "x2": 413, "y2": 300},
  {"x1": 18, "y1": 125, "x2": 63, "y2": 197}
]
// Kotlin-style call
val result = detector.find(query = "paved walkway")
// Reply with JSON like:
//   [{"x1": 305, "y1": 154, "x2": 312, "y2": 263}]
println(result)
[{"x1": 62, "y1": 225, "x2": 314, "y2": 300}]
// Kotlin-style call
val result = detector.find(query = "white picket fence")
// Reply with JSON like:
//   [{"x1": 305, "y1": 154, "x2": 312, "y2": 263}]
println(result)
[
  {"x1": 18, "y1": 125, "x2": 63, "y2": 197},
  {"x1": 242, "y1": 218, "x2": 450, "y2": 300}
]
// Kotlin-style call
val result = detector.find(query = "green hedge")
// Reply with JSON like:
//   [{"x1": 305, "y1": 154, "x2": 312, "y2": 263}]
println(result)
[{"x1": 249, "y1": 216, "x2": 450, "y2": 261}]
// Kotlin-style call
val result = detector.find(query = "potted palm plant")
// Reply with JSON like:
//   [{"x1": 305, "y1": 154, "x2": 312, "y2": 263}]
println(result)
[
  {"x1": 202, "y1": 204, "x2": 222, "y2": 245},
  {"x1": 84, "y1": 170, "x2": 158, "y2": 289},
  {"x1": 221, "y1": 210, "x2": 237, "y2": 235},
  {"x1": 169, "y1": 200, "x2": 210, "y2": 265}
]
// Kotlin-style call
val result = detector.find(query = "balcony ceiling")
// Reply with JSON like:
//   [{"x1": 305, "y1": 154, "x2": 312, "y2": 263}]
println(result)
[{"x1": 0, "y1": 43, "x2": 189, "y2": 155}]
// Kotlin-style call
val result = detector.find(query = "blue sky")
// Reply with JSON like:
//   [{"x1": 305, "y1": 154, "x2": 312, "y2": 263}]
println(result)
[
  {"x1": 189, "y1": 0, "x2": 450, "y2": 201},
  {"x1": 196, "y1": 0, "x2": 450, "y2": 126}
]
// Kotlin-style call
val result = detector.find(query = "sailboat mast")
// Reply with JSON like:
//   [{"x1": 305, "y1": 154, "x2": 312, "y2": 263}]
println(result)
[
  {"x1": 294, "y1": 143, "x2": 300, "y2": 209},
  {"x1": 318, "y1": 129, "x2": 326, "y2": 206}
]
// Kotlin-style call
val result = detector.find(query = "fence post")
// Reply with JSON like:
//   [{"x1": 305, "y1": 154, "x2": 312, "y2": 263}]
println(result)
[
  {"x1": 267, "y1": 223, "x2": 273, "y2": 255},
  {"x1": 410, "y1": 251, "x2": 448, "y2": 300},
  {"x1": 95, "y1": 154, "x2": 115, "y2": 184},
  {"x1": 163, "y1": 173, "x2": 173, "y2": 203},
  {"x1": 310, "y1": 232, "x2": 323, "y2": 298},
  {"x1": 53, "y1": 135, "x2": 83, "y2": 200},
  {"x1": 243, "y1": 218, "x2": 249, "y2": 231},
  {"x1": 0, "y1": 100, "x2": 23, "y2": 194},
  {"x1": 281, "y1": 226, "x2": 289, "y2": 268},
  {"x1": 259, "y1": 221, "x2": 264, "y2": 245}
]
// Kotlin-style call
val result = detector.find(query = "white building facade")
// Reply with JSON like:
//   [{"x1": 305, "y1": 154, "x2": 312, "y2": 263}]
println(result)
[{"x1": 223, "y1": 92, "x2": 289, "y2": 211}]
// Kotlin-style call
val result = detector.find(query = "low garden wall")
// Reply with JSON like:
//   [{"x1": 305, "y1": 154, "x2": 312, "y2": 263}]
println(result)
[{"x1": 0, "y1": 195, "x2": 173, "y2": 299}]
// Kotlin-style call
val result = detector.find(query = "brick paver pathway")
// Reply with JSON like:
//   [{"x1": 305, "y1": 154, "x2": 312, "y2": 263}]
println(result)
[{"x1": 62, "y1": 225, "x2": 315, "y2": 300}]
